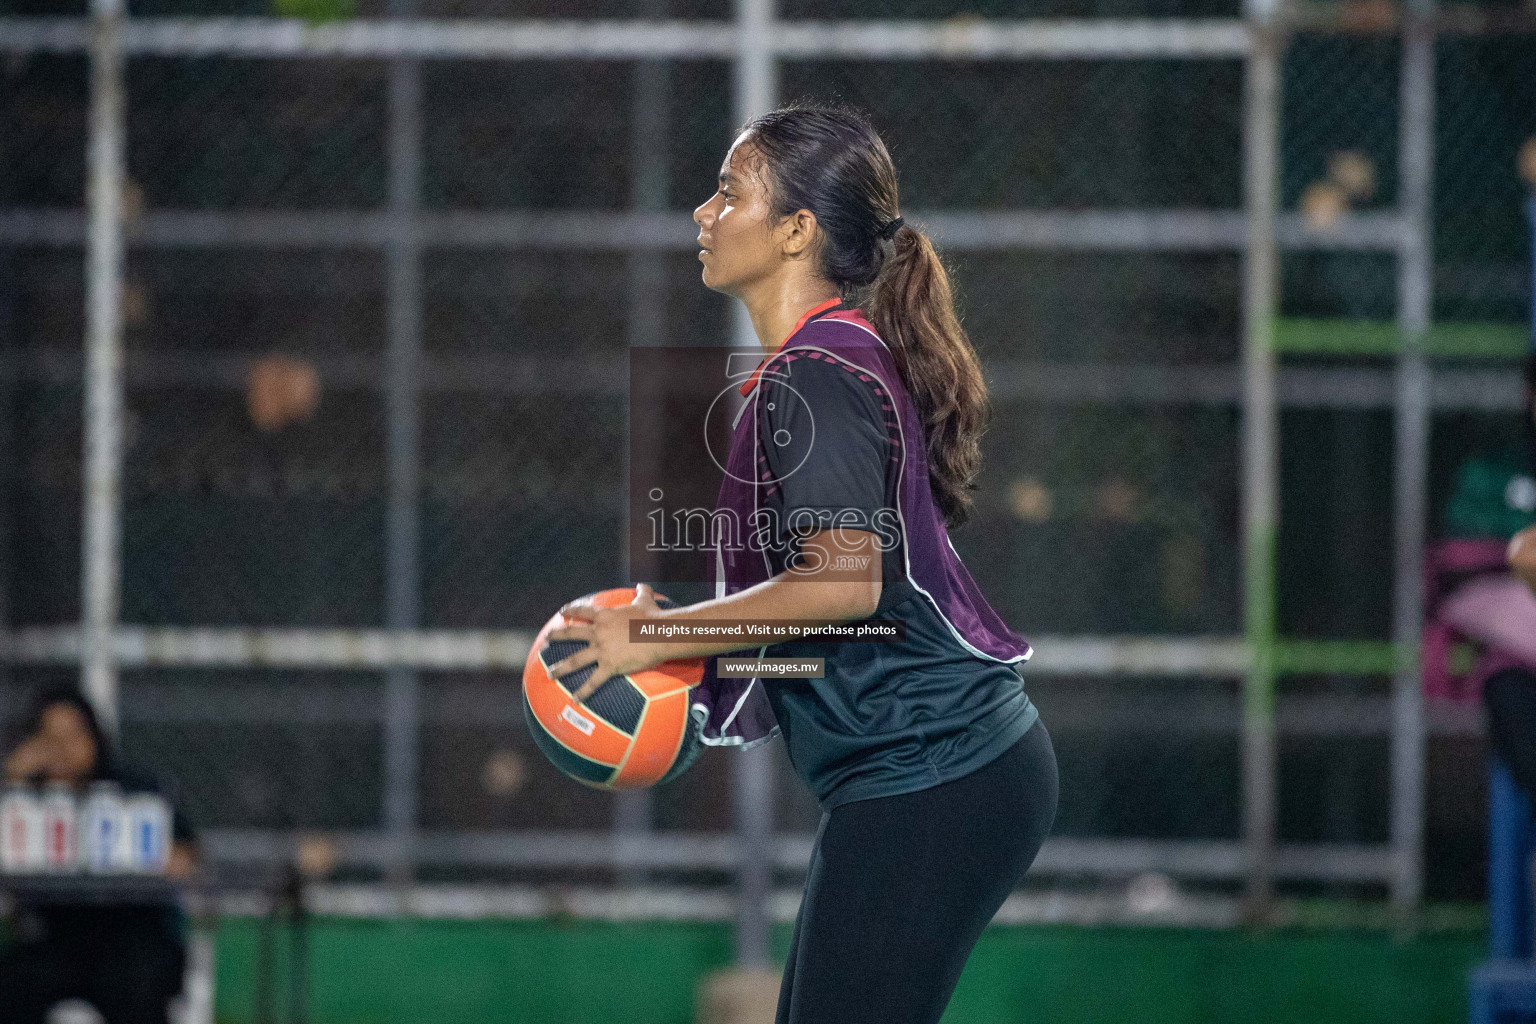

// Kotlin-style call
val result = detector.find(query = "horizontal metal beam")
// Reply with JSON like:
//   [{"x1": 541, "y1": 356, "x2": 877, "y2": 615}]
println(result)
[
  {"x1": 0, "y1": 625, "x2": 537, "y2": 670},
  {"x1": 197, "y1": 826, "x2": 1397, "y2": 882},
  {"x1": 0, "y1": 348, "x2": 630, "y2": 396},
  {"x1": 0, "y1": 17, "x2": 1250, "y2": 60},
  {"x1": 0, "y1": 209, "x2": 1403, "y2": 254},
  {"x1": 1, "y1": 626, "x2": 1248, "y2": 674},
  {"x1": 0, "y1": 630, "x2": 1486, "y2": 739},
  {"x1": 3, "y1": 349, "x2": 1520, "y2": 411},
  {"x1": 779, "y1": 20, "x2": 1250, "y2": 59},
  {"x1": 213, "y1": 882, "x2": 1476, "y2": 930},
  {"x1": 215, "y1": 882, "x2": 1250, "y2": 929},
  {"x1": 62, "y1": 679, "x2": 1481, "y2": 736},
  {"x1": 1029, "y1": 635, "x2": 1246, "y2": 675},
  {"x1": 4, "y1": 14, "x2": 1531, "y2": 64}
]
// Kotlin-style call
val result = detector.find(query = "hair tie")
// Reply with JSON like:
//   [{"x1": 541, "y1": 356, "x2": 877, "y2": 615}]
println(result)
[{"x1": 878, "y1": 216, "x2": 904, "y2": 240}]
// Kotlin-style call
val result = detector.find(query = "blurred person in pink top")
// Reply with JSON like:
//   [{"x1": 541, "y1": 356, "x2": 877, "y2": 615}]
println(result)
[
  {"x1": 1441, "y1": 357, "x2": 1536, "y2": 803},
  {"x1": 1511, "y1": 525, "x2": 1536, "y2": 594}
]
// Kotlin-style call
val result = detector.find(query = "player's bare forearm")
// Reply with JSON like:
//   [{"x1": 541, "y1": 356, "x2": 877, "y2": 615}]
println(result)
[
  {"x1": 1512, "y1": 526, "x2": 1536, "y2": 594},
  {"x1": 651, "y1": 575, "x2": 876, "y2": 660},
  {"x1": 546, "y1": 528, "x2": 885, "y2": 698},
  {"x1": 651, "y1": 528, "x2": 884, "y2": 661}
]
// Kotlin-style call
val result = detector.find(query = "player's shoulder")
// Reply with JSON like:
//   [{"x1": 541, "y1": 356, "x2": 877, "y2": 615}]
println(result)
[
  {"x1": 760, "y1": 344, "x2": 886, "y2": 412},
  {"x1": 772, "y1": 316, "x2": 888, "y2": 381},
  {"x1": 792, "y1": 308, "x2": 887, "y2": 354}
]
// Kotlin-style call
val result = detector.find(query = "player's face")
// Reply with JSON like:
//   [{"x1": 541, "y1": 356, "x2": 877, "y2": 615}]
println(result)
[{"x1": 693, "y1": 136, "x2": 781, "y2": 297}]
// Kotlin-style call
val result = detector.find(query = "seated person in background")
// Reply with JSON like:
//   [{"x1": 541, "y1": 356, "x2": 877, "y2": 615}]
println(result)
[
  {"x1": 1441, "y1": 355, "x2": 1536, "y2": 803},
  {"x1": 0, "y1": 688, "x2": 197, "y2": 1024}
]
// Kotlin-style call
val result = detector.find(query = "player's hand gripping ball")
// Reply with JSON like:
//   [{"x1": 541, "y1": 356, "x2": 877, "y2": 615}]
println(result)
[{"x1": 522, "y1": 585, "x2": 707, "y2": 790}]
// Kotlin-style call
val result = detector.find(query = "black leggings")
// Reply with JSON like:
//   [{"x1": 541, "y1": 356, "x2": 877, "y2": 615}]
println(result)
[{"x1": 776, "y1": 719, "x2": 1059, "y2": 1024}]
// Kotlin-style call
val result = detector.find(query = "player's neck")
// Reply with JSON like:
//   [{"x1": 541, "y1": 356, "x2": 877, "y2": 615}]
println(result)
[{"x1": 739, "y1": 274, "x2": 841, "y2": 356}]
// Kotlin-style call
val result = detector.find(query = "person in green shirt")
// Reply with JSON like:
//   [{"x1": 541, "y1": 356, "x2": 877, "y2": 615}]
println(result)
[{"x1": 1444, "y1": 356, "x2": 1536, "y2": 541}]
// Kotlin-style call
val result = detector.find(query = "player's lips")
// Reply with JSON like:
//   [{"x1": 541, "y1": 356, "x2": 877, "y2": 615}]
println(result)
[{"x1": 697, "y1": 237, "x2": 711, "y2": 257}]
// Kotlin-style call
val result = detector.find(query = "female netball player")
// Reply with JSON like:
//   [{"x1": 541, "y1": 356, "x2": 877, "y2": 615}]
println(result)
[{"x1": 546, "y1": 102, "x2": 1057, "y2": 1024}]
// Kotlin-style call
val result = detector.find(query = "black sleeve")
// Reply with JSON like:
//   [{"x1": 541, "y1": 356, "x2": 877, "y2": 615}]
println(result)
[{"x1": 758, "y1": 354, "x2": 892, "y2": 552}]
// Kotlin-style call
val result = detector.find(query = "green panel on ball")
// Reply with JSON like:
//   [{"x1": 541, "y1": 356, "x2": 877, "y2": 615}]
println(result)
[{"x1": 522, "y1": 691, "x2": 617, "y2": 786}]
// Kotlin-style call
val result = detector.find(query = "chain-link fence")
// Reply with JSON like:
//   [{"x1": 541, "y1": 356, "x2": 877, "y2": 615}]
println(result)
[{"x1": 1, "y1": 0, "x2": 1533, "y2": 931}]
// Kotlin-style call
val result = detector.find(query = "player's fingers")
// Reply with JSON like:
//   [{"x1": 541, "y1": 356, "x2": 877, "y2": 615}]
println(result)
[
  {"x1": 572, "y1": 669, "x2": 610, "y2": 703},
  {"x1": 546, "y1": 621, "x2": 594, "y2": 643},
  {"x1": 632, "y1": 583, "x2": 653, "y2": 605},
  {"x1": 559, "y1": 599, "x2": 598, "y2": 621},
  {"x1": 548, "y1": 646, "x2": 598, "y2": 681}
]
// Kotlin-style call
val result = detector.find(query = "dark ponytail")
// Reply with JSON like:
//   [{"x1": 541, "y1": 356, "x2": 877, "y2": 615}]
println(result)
[
  {"x1": 743, "y1": 102, "x2": 991, "y2": 529},
  {"x1": 866, "y1": 224, "x2": 990, "y2": 530}
]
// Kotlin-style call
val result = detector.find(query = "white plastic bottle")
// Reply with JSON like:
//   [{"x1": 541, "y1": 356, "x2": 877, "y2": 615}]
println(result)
[
  {"x1": 40, "y1": 782, "x2": 79, "y2": 873},
  {"x1": 81, "y1": 780, "x2": 131, "y2": 874},
  {"x1": 125, "y1": 792, "x2": 171, "y2": 874},
  {"x1": 0, "y1": 785, "x2": 46, "y2": 873}
]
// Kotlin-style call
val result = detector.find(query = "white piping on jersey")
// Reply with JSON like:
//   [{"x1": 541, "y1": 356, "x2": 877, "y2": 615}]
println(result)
[
  {"x1": 944, "y1": 533, "x2": 1033, "y2": 663},
  {"x1": 699, "y1": 459, "x2": 782, "y2": 750},
  {"x1": 715, "y1": 542, "x2": 726, "y2": 601},
  {"x1": 766, "y1": 329, "x2": 1030, "y2": 666},
  {"x1": 716, "y1": 652, "x2": 766, "y2": 735},
  {"x1": 731, "y1": 389, "x2": 752, "y2": 431},
  {"x1": 691, "y1": 696, "x2": 780, "y2": 749}
]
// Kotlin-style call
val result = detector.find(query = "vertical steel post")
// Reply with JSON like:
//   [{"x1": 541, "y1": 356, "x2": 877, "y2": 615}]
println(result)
[
  {"x1": 1528, "y1": 196, "x2": 1536, "y2": 350},
  {"x1": 615, "y1": 0, "x2": 673, "y2": 879},
  {"x1": 1390, "y1": 0, "x2": 1435, "y2": 920},
  {"x1": 82, "y1": 0, "x2": 127, "y2": 738},
  {"x1": 0, "y1": 254, "x2": 14, "y2": 697},
  {"x1": 382, "y1": 4, "x2": 424, "y2": 882},
  {"x1": 1525, "y1": 193, "x2": 1536, "y2": 885},
  {"x1": 732, "y1": 0, "x2": 777, "y2": 354},
  {"x1": 1240, "y1": 0, "x2": 1282, "y2": 920},
  {"x1": 733, "y1": 0, "x2": 778, "y2": 970}
]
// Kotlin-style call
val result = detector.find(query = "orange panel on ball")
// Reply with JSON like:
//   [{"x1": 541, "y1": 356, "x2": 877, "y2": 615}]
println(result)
[
  {"x1": 522, "y1": 669, "x2": 633, "y2": 767},
  {"x1": 629, "y1": 659, "x2": 705, "y2": 698},
  {"x1": 611, "y1": 690, "x2": 691, "y2": 788}
]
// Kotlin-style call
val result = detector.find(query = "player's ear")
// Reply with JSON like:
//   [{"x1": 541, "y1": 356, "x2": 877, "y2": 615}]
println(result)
[{"x1": 779, "y1": 208, "x2": 818, "y2": 259}]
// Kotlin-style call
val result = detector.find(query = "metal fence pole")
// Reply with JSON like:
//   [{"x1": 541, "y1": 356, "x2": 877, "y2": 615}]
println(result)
[
  {"x1": 1529, "y1": 197, "x2": 1536, "y2": 350},
  {"x1": 1390, "y1": 0, "x2": 1435, "y2": 921},
  {"x1": 81, "y1": 0, "x2": 127, "y2": 737},
  {"x1": 615, "y1": 0, "x2": 673, "y2": 880},
  {"x1": 1240, "y1": 0, "x2": 1282, "y2": 921},
  {"x1": 731, "y1": 0, "x2": 776, "y2": 355},
  {"x1": 382, "y1": 3, "x2": 424, "y2": 881},
  {"x1": 1529, "y1": 196, "x2": 1536, "y2": 350},
  {"x1": 732, "y1": 0, "x2": 778, "y2": 972},
  {"x1": 0, "y1": 253, "x2": 14, "y2": 696}
]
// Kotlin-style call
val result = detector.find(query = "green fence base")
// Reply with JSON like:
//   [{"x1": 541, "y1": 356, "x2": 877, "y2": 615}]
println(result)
[
  {"x1": 1276, "y1": 318, "x2": 1529, "y2": 359},
  {"x1": 211, "y1": 917, "x2": 1484, "y2": 1024}
]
